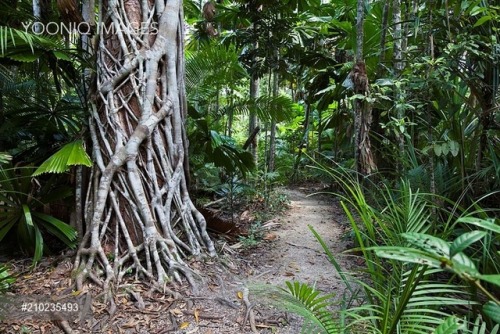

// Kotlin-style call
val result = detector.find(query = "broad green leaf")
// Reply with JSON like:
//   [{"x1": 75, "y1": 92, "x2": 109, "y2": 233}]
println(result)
[
  {"x1": 483, "y1": 301, "x2": 500, "y2": 324},
  {"x1": 441, "y1": 143, "x2": 449, "y2": 156},
  {"x1": 53, "y1": 51, "x2": 71, "y2": 61},
  {"x1": 451, "y1": 252, "x2": 479, "y2": 277},
  {"x1": 450, "y1": 230, "x2": 487, "y2": 257},
  {"x1": 374, "y1": 246, "x2": 442, "y2": 267},
  {"x1": 449, "y1": 141, "x2": 459, "y2": 157},
  {"x1": 479, "y1": 274, "x2": 500, "y2": 287},
  {"x1": 33, "y1": 140, "x2": 92, "y2": 176},
  {"x1": 457, "y1": 217, "x2": 500, "y2": 234},
  {"x1": 402, "y1": 232, "x2": 450, "y2": 258},
  {"x1": 473, "y1": 15, "x2": 492, "y2": 27},
  {"x1": 434, "y1": 144, "x2": 442, "y2": 156},
  {"x1": 432, "y1": 316, "x2": 466, "y2": 334}
]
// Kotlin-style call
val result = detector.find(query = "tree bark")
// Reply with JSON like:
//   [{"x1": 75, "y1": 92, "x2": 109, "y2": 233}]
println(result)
[
  {"x1": 393, "y1": 0, "x2": 405, "y2": 172},
  {"x1": 75, "y1": 0, "x2": 215, "y2": 292},
  {"x1": 268, "y1": 68, "x2": 279, "y2": 173},
  {"x1": 353, "y1": 0, "x2": 376, "y2": 176},
  {"x1": 249, "y1": 71, "x2": 260, "y2": 165}
]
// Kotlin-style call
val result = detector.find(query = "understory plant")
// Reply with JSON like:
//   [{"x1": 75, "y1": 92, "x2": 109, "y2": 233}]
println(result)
[
  {"x1": 0, "y1": 164, "x2": 77, "y2": 264},
  {"x1": 255, "y1": 163, "x2": 499, "y2": 334}
]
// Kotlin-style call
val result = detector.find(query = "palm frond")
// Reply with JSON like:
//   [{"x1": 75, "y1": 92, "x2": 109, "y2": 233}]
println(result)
[
  {"x1": 251, "y1": 281, "x2": 339, "y2": 334},
  {"x1": 33, "y1": 140, "x2": 92, "y2": 176},
  {"x1": 228, "y1": 94, "x2": 295, "y2": 123}
]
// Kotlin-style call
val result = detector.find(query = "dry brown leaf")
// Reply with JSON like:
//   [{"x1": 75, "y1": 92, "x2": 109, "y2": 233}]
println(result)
[
  {"x1": 236, "y1": 291, "x2": 243, "y2": 299},
  {"x1": 179, "y1": 321, "x2": 190, "y2": 329},
  {"x1": 170, "y1": 308, "x2": 183, "y2": 316},
  {"x1": 194, "y1": 308, "x2": 200, "y2": 323},
  {"x1": 123, "y1": 320, "x2": 137, "y2": 328},
  {"x1": 284, "y1": 272, "x2": 295, "y2": 277},
  {"x1": 263, "y1": 233, "x2": 277, "y2": 241}
]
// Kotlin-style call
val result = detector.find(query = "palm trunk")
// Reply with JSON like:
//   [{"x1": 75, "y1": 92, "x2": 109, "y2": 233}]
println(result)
[{"x1": 75, "y1": 0, "x2": 215, "y2": 293}]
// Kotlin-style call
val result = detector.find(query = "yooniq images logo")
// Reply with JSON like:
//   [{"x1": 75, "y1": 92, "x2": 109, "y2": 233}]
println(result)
[{"x1": 21, "y1": 21, "x2": 158, "y2": 36}]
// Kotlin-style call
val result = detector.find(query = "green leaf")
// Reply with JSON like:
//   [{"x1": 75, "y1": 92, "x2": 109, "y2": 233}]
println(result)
[
  {"x1": 434, "y1": 144, "x2": 442, "y2": 156},
  {"x1": 33, "y1": 140, "x2": 92, "y2": 176},
  {"x1": 432, "y1": 316, "x2": 466, "y2": 334},
  {"x1": 53, "y1": 51, "x2": 71, "y2": 61},
  {"x1": 32, "y1": 212, "x2": 77, "y2": 247},
  {"x1": 457, "y1": 217, "x2": 500, "y2": 234},
  {"x1": 450, "y1": 230, "x2": 487, "y2": 257},
  {"x1": 449, "y1": 141, "x2": 459, "y2": 157},
  {"x1": 451, "y1": 252, "x2": 479, "y2": 277},
  {"x1": 375, "y1": 78, "x2": 394, "y2": 86},
  {"x1": 441, "y1": 143, "x2": 449, "y2": 156},
  {"x1": 22, "y1": 204, "x2": 34, "y2": 227},
  {"x1": 32, "y1": 224, "x2": 43, "y2": 265},
  {"x1": 402, "y1": 232, "x2": 450, "y2": 258},
  {"x1": 483, "y1": 301, "x2": 500, "y2": 324},
  {"x1": 374, "y1": 246, "x2": 443, "y2": 267},
  {"x1": 479, "y1": 275, "x2": 500, "y2": 287},
  {"x1": 473, "y1": 15, "x2": 492, "y2": 27},
  {"x1": 0, "y1": 218, "x2": 16, "y2": 242}
]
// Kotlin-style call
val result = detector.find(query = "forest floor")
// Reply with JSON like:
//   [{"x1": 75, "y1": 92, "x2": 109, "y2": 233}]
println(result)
[{"x1": 0, "y1": 187, "x2": 355, "y2": 334}]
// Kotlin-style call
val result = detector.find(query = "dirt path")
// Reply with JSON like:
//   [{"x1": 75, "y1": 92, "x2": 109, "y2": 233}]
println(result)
[
  {"x1": 0, "y1": 188, "x2": 351, "y2": 334},
  {"x1": 192, "y1": 187, "x2": 351, "y2": 334}
]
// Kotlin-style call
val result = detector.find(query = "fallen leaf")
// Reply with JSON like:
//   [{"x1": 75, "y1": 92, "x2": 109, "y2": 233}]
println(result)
[
  {"x1": 263, "y1": 233, "x2": 277, "y2": 241},
  {"x1": 237, "y1": 291, "x2": 243, "y2": 299},
  {"x1": 170, "y1": 308, "x2": 183, "y2": 316},
  {"x1": 194, "y1": 308, "x2": 200, "y2": 323},
  {"x1": 179, "y1": 322, "x2": 190, "y2": 329},
  {"x1": 284, "y1": 272, "x2": 295, "y2": 277},
  {"x1": 123, "y1": 320, "x2": 137, "y2": 328}
]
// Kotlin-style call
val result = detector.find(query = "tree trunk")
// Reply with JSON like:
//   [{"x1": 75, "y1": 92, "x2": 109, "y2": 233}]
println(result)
[
  {"x1": 268, "y1": 68, "x2": 279, "y2": 173},
  {"x1": 32, "y1": 0, "x2": 41, "y2": 32},
  {"x1": 393, "y1": 0, "x2": 405, "y2": 172},
  {"x1": 75, "y1": 0, "x2": 216, "y2": 292},
  {"x1": 353, "y1": 0, "x2": 376, "y2": 176},
  {"x1": 249, "y1": 71, "x2": 260, "y2": 165}
]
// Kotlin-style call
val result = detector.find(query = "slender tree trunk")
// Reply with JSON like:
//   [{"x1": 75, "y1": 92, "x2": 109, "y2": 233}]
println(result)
[
  {"x1": 249, "y1": 16, "x2": 260, "y2": 165},
  {"x1": 393, "y1": 0, "x2": 405, "y2": 173},
  {"x1": 291, "y1": 99, "x2": 310, "y2": 181},
  {"x1": 268, "y1": 67, "x2": 279, "y2": 173},
  {"x1": 378, "y1": 0, "x2": 391, "y2": 71},
  {"x1": 75, "y1": 0, "x2": 215, "y2": 293},
  {"x1": 428, "y1": 2, "x2": 437, "y2": 199},
  {"x1": 353, "y1": 0, "x2": 376, "y2": 176},
  {"x1": 32, "y1": 0, "x2": 41, "y2": 33},
  {"x1": 249, "y1": 72, "x2": 260, "y2": 165}
]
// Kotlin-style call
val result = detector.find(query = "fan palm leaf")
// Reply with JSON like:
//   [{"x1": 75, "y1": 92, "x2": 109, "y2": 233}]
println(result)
[{"x1": 33, "y1": 140, "x2": 92, "y2": 176}]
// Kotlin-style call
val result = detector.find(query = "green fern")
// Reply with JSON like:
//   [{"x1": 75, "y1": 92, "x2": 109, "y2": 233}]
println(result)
[{"x1": 252, "y1": 281, "x2": 339, "y2": 334}]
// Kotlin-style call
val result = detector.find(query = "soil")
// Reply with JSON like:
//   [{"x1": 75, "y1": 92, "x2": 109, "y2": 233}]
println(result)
[{"x1": 0, "y1": 187, "x2": 353, "y2": 334}]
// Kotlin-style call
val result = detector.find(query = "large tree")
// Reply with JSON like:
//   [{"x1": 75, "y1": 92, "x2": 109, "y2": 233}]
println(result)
[{"x1": 75, "y1": 0, "x2": 216, "y2": 292}]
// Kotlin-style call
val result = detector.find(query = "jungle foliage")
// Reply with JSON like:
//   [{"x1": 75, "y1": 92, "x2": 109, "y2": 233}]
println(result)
[{"x1": 0, "y1": 0, "x2": 498, "y2": 331}]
